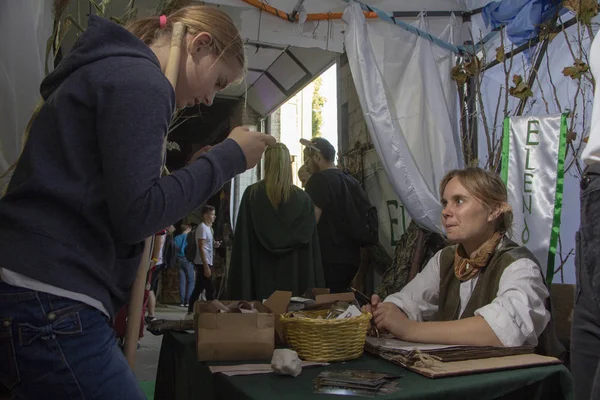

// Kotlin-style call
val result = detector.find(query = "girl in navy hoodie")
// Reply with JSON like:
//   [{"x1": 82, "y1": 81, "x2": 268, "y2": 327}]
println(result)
[{"x1": 0, "y1": 5, "x2": 274, "y2": 399}]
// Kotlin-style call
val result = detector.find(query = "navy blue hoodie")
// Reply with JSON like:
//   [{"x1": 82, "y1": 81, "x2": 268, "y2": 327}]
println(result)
[{"x1": 0, "y1": 16, "x2": 246, "y2": 318}]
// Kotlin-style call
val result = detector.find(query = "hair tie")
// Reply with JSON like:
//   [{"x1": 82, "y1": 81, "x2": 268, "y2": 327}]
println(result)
[{"x1": 159, "y1": 15, "x2": 167, "y2": 28}]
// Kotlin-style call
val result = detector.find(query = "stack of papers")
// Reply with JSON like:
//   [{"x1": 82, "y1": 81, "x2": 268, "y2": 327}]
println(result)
[
  {"x1": 314, "y1": 370, "x2": 402, "y2": 397},
  {"x1": 365, "y1": 337, "x2": 534, "y2": 363},
  {"x1": 336, "y1": 305, "x2": 362, "y2": 319},
  {"x1": 209, "y1": 361, "x2": 329, "y2": 376}
]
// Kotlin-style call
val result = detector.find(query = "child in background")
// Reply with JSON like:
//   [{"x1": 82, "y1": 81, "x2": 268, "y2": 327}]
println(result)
[{"x1": 187, "y1": 205, "x2": 219, "y2": 315}]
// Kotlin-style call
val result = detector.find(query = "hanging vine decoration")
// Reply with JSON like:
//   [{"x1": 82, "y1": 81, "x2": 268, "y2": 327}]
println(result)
[
  {"x1": 450, "y1": 64, "x2": 469, "y2": 85},
  {"x1": 451, "y1": 56, "x2": 483, "y2": 86},
  {"x1": 566, "y1": 130, "x2": 578, "y2": 145},
  {"x1": 495, "y1": 46, "x2": 505, "y2": 63},
  {"x1": 508, "y1": 74, "x2": 534, "y2": 100},
  {"x1": 562, "y1": 59, "x2": 590, "y2": 80},
  {"x1": 563, "y1": 0, "x2": 599, "y2": 26}
]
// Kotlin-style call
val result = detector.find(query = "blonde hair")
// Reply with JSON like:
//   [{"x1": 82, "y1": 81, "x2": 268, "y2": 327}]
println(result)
[
  {"x1": 261, "y1": 144, "x2": 293, "y2": 209},
  {"x1": 127, "y1": 5, "x2": 244, "y2": 70},
  {"x1": 439, "y1": 167, "x2": 513, "y2": 235}
]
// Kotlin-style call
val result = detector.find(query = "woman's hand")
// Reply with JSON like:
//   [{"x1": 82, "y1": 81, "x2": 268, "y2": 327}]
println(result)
[
  {"x1": 372, "y1": 302, "x2": 412, "y2": 339},
  {"x1": 362, "y1": 294, "x2": 381, "y2": 314},
  {"x1": 203, "y1": 266, "x2": 212, "y2": 278}
]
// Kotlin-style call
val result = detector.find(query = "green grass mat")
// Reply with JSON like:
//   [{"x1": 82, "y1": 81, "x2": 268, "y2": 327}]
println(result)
[{"x1": 139, "y1": 380, "x2": 155, "y2": 400}]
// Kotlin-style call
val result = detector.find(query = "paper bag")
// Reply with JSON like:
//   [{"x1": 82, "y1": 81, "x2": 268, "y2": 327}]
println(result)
[
  {"x1": 264, "y1": 291, "x2": 292, "y2": 344},
  {"x1": 195, "y1": 301, "x2": 274, "y2": 361}
]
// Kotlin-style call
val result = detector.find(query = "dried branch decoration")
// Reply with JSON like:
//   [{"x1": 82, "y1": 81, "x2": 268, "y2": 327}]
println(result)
[{"x1": 509, "y1": 75, "x2": 533, "y2": 100}]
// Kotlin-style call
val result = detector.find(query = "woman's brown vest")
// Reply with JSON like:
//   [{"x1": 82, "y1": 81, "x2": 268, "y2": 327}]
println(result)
[{"x1": 434, "y1": 238, "x2": 565, "y2": 358}]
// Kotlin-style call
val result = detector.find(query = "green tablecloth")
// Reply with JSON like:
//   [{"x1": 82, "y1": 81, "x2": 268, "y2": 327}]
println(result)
[{"x1": 154, "y1": 331, "x2": 573, "y2": 400}]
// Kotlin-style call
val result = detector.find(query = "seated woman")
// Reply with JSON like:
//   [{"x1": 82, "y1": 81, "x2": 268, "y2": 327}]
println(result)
[
  {"x1": 228, "y1": 144, "x2": 325, "y2": 300},
  {"x1": 366, "y1": 167, "x2": 564, "y2": 357}
]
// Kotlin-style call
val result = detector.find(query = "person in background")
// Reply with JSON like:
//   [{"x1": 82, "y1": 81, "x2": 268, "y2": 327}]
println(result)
[
  {"x1": 0, "y1": 5, "x2": 275, "y2": 399},
  {"x1": 572, "y1": 31, "x2": 600, "y2": 400},
  {"x1": 228, "y1": 144, "x2": 325, "y2": 300},
  {"x1": 146, "y1": 226, "x2": 174, "y2": 323},
  {"x1": 365, "y1": 168, "x2": 564, "y2": 357},
  {"x1": 174, "y1": 224, "x2": 195, "y2": 307},
  {"x1": 298, "y1": 164, "x2": 312, "y2": 188},
  {"x1": 302, "y1": 137, "x2": 361, "y2": 293},
  {"x1": 187, "y1": 205, "x2": 219, "y2": 315}
]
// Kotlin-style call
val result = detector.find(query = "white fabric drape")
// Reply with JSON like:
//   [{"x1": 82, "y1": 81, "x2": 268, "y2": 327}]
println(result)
[
  {"x1": 363, "y1": 148, "x2": 411, "y2": 257},
  {"x1": 434, "y1": 16, "x2": 461, "y2": 161},
  {"x1": 0, "y1": 0, "x2": 53, "y2": 177},
  {"x1": 343, "y1": 3, "x2": 463, "y2": 233}
]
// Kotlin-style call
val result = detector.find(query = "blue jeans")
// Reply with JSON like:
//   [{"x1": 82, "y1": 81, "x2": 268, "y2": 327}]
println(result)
[
  {"x1": 0, "y1": 281, "x2": 145, "y2": 399},
  {"x1": 178, "y1": 256, "x2": 195, "y2": 305},
  {"x1": 572, "y1": 164, "x2": 600, "y2": 400}
]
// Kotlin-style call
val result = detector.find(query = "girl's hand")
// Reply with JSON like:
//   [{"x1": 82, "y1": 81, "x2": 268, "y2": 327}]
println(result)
[{"x1": 228, "y1": 126, "x2": 277, "y2": 169}]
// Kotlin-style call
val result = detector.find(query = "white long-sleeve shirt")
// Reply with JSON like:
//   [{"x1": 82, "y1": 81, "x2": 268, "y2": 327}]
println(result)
[
  {"x1": 582, "y1": 33, "x2": 600, "y2": 165},
  {"x1": 383, "y1": 250, "x2": 551, "y2": 347}
]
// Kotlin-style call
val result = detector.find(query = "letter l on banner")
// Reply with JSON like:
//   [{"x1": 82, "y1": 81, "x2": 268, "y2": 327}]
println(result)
[{"x1": 500, "y1": 114, "x2": 567, "y2": 285}]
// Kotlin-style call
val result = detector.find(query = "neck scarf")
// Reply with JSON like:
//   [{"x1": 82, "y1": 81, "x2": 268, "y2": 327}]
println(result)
[{"x1": 453, "y1": 231, "x2": 504, "y2": 281}]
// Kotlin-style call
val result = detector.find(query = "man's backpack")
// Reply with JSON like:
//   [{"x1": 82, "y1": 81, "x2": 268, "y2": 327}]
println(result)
[
  {"x1": 341, "y1": 174, "x2": 379, "y2": 246},
  {"x1": 184, "y1": 227, "x2": 197, "y2": 262}
]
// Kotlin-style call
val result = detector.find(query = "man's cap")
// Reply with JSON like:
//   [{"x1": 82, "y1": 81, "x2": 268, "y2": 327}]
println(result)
[{"x1": 300, "y1": 137, "x2": 335, "y2": 162}]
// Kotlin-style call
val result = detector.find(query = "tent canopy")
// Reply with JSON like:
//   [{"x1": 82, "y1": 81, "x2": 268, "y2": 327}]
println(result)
[
  {"x1": 218, "y1": 41, "x2": 338, "y2": 116},
  {"x1": 65, "y1": 0, "x2": 494, "y2": 116},
  {"x1": 194, "y1": 0, "x2": 491, "y2": 115}
]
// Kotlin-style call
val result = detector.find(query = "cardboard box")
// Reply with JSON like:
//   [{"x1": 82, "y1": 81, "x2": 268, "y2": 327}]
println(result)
[
  {"x1": 194, "y1": 291, "x2": 292, "y2": 361},
  {"x1": 314, "y1": 292, "x2": 355, "y2": 305},
  {"x1": 311, "y1": 288, "x2": 331, "y2": 296}
]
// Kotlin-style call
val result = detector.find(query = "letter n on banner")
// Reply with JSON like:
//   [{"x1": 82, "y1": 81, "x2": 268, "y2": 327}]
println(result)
[{"x1": 500, "y1": 114, "x2": 567, "y2": 284}]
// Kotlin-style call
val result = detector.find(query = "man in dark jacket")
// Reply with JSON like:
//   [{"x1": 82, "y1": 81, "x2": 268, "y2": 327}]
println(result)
[{"x1": 302, "y1": 138, "x2": 361, "y2": 293}]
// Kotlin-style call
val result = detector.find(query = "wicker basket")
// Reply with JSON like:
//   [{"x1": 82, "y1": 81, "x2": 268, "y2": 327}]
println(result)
[{"x1": 279, "y1": 310, "x2": 371, "y2": 362}]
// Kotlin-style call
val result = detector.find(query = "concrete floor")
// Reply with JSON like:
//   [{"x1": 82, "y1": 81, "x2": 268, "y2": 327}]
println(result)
[{"x1": 134, "y1": 304, "x2": 188, "y2": 382}]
